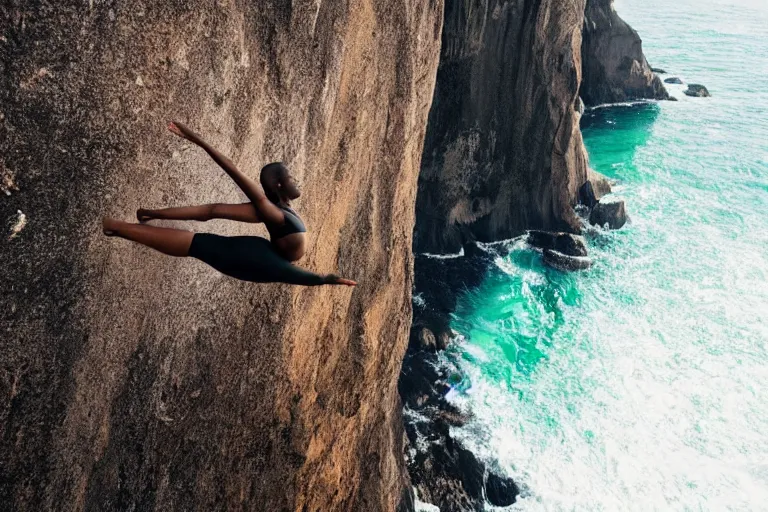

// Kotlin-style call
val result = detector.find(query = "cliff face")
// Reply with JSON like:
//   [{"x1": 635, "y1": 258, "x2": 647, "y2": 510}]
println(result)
[
  {"x1": 413, "y1": 0, "x2": 589, "y2": 254},
  {"x1": 581, "y1": 0, "x2": 668, "y2": 106},
  {"x1": 0, "y1": 2, "x2": 442, "y2": 510}
]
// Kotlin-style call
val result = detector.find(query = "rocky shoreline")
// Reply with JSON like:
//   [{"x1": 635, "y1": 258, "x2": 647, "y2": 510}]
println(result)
[
  {"x1": 400, "y1": 246, "x2": 518, "y2": 511},
  {"x1": 400, "y1": 169, "x2": 625, "y2": 510}
]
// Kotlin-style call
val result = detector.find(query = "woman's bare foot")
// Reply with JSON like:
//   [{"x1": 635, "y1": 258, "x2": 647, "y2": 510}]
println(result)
[
  {"x1": 136, "y1": 208, "x2": 153, "y2": 223},
  {"x1": 168, "y1": 121, "x2": 186, "y2": 139},
  {"x1": 102, "y1": 217, "x2": 121, "y2": 236}
]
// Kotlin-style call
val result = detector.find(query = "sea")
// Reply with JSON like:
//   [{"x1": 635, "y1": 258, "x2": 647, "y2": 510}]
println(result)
[{"x1": 435, "y1": 0, "x2": 768, "y2": 510}]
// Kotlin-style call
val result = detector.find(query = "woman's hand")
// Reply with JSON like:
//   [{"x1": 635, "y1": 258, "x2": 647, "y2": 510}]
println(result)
[
  {"x1": 168, "y1": 121, "x2": 199, "y2": 143},
  {"x1": 325, "y1": 275, "x2": 357, "y2": 286}
]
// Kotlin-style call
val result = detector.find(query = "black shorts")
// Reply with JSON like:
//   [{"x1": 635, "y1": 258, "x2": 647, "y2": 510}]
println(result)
[{"x1": 188, "y1": 233, "x2": 324, "y2": 285}]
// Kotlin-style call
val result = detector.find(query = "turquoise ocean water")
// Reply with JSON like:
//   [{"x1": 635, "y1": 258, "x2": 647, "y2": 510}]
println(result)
[{"x1": 442, "y1": 0, "x2": 768, "y2": 510}]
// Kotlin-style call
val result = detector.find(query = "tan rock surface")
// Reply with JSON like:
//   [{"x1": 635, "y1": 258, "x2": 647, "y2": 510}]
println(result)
[{"x1": 0, "y1": 1, "x2": 442, "y2": 510}]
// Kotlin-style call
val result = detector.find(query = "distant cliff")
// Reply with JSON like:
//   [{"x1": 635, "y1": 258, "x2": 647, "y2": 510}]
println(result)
[
  {"x1": 581, "y1": 0, "x2": 668, "y2": 106},
  {"x1": 414, "y1": 0, "x2": 589, "y2": 254},
  {"x1": 413, "y1": 0, "x2": 664, "y2": 255},
  {"x1": 0, "y1": 1, "x2": 441, "y2": 510}
]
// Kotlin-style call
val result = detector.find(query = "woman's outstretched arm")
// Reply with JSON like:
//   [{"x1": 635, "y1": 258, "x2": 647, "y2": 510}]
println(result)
[
  {"x1": 168, "y1": 121, "x2": 285, "y2": 226},
  {"x1": 281, "y1": 266, "x2": 357, "y2": 287}
]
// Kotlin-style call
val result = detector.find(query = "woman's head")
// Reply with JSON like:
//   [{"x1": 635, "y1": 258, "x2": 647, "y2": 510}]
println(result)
[{"x1": 260, "y1": 162, "x2": 300, "y2": 203}]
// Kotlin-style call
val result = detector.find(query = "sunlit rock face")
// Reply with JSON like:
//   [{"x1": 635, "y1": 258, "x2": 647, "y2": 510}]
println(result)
[{"x1": 0, "y1": 1, "x2": 442, "y2": 510}]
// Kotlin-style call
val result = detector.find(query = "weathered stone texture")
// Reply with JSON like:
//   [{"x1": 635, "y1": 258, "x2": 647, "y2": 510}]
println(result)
[{"x1": 0, "y1": 1, "x2": 442, "y2": 510}]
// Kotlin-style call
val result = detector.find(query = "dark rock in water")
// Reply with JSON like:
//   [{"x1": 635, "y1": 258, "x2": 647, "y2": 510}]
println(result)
[
  {"x1": 435, "y1": 330, "x2": 452, "y2": 351},
  {"x1": 405, "y1": 415, "x2": 519, "y2": 512},
  {"x1": 664, "y1": 77, "x2": 684, "y2": 85},
  {"x1": 543, "y1": 249, "x2": 593, "y2": 272},
  {"x1": 579, "y1": 180, "x2": 599, "y2": 209},
  {"x1": 668, "y1": 96, "x2": 679, "y2": 101},
  {"x1": 486, "y1": 472, "x2": 520, "y2": 507},
  {"x1": 418, "y1": 327, "x2": 437, "y2": 352},
  {"x1": 651, "y1": 67, "x2": 667, "y2": 74},
  {"x1": 435, "y1": 408, "x2": 472, "y2": 428},
  {"x1": 528, "y1": 230, "x2": 588, "y2": 257},
  {"x1": 684, "y1": 84, "x2": 711, "y2": 97},
  {"x1": 590, "y1": 200, "x2": 628, "y2": 229},
  {"x1": 399, "y1": 350, "x2": 445, "y2": 409}
]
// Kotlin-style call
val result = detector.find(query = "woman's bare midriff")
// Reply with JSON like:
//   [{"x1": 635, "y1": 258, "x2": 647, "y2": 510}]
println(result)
[{"x1": 273, "y1": 232, "x2": 306, "y2": 262}]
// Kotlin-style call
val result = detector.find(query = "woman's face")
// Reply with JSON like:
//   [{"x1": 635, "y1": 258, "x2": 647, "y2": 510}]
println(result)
[{"x1": 279, "y1": 174, "x2": 301, "y2": 200}]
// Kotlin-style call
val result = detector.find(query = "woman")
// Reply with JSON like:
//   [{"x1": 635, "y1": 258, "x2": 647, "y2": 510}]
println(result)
[{"x1": 102, "y1": 121, "x2": 356, "y2": 287}]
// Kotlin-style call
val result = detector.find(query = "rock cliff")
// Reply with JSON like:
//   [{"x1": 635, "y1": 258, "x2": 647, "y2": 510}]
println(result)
[
  {"x1": 413, "y1": 0, "x2": 589, "y2": 254},
  {"x1": 581, "y1": 0, "x2": 668, "y2": 106},
  {"x1": 0, "y1": 1, "x2": 442, "y2": 510}
]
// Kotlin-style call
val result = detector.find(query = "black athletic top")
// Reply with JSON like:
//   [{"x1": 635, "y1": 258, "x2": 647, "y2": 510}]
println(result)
[{"x1": 266, "y1": 205, "x2": 306, "y2": 240}]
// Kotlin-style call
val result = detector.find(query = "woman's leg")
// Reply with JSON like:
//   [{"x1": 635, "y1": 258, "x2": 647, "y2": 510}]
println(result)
[
  {"x1": 103, "y1": 218, "x2": 194, "y2": 257},
  {"x1": 137, "y1": 203, "x2": 260, "y2": 223}
]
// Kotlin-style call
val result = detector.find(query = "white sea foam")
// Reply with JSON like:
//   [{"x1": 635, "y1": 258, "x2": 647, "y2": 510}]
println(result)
[{"x1": 419, "y1": 247, "x2": 465, "y2": 259}]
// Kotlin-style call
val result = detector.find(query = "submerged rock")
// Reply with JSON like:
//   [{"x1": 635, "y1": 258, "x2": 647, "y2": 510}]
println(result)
[
  {"x1": 664, "y1": 77, "x2": 684, "y2": 85},
  {"x1": 543, "y1": 249, "x2": 593, "y2": 272},
  {"x1": 684, "y1": 84, "x2": 711, "y2": 97},
  {"x1": 651, "y1": 67, "x2": 667, "y2": 74},
  {"x1": 528, "y1": 230, "x2": 588, "y2": 257},
  {"x1": 590, "y1": 199, "x2": 628, "y2": 229}
]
